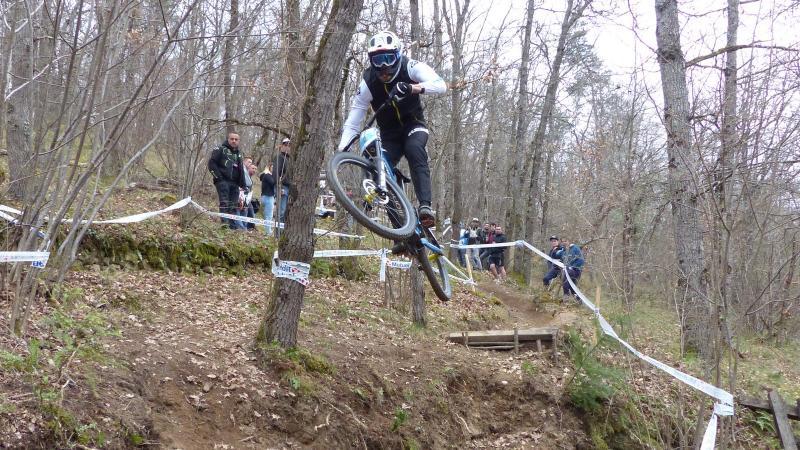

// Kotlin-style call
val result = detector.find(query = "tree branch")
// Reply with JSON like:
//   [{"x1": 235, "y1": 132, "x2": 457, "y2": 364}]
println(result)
[
  {"x1": 686, "y1": 43, "x2": 798, "y2": 67},
  {"x1": 203, "y1": 117, "x2": 290, "y2": 138}
]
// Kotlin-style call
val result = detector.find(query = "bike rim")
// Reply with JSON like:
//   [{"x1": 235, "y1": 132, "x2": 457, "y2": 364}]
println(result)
[{"x1": 328, "y1": 153, "x2": 415, "y2": 240}]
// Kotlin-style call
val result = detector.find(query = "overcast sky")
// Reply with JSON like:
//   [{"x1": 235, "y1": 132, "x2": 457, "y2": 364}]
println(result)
[{"x1": 416, "y1": 0, "x2": 798, "y2": 81}]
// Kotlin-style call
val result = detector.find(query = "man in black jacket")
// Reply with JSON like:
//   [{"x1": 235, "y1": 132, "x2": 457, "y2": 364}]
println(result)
[
  {"x1": 488, "y1": 225, "x2": 508, "y2": 282},
  {"x1": 208, "y1": 132, "x2": 246, "y2": 229},
  {"x1": 543, "y1": 235, "x2": 565, "y2": 287}
]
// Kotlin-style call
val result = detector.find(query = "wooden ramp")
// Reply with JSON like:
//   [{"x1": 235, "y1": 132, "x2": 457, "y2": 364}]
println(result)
[{"x1": 447, "y1": 327, "x2": 558, "y2": 352}]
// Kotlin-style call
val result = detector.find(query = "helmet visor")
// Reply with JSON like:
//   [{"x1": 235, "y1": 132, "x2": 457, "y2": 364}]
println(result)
[{"x1": 370, "y1": 52, "x2": 398, "y2": 68}]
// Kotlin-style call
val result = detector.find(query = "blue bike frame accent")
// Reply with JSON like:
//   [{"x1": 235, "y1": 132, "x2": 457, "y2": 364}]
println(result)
[{"x1": 359, "y1": 127, "x2": 445, "y2": 257}]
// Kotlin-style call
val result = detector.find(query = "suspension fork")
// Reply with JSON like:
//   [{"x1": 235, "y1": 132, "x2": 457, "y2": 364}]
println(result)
[{"x1": 374, "y1": 140, "x2": 388, "y2": 192}]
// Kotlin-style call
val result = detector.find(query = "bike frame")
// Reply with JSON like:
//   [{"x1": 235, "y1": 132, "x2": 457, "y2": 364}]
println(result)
[{"x1": 341, "y1": 98, "x2": 445, "y2": 256}]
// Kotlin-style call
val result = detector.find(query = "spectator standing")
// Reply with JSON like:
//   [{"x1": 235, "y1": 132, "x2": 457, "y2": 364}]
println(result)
[
  {"x1": 208, "y1": 132, "x2": 246, "y2": 229},
  {"x1": 237, "y1": 158, "x2": 257, "y2": 230},
  {"x1": 561, "y1": 237, "x2": 585, "y2": 301},
  {"x1": 274, "y1": 138, "x2": 292, "y2": 223},
  {"x1": 457, "y1": 225, "x2": 468, "y2": 267},
  {"x1": 259, "y1": 163, "x2": 276, "y2": 235},
  {"x1": 543, "y1": 235, "x2": 565, "y2": 287},
  {"x1": 479, "y1": 222, "x2": 495, "y2": 269},
  {"x1": 488, "y1": 225, "x2": 508, "y2": 282},
  {"x1": 466, "y1": 218, "x2": 483, "y2": 270}
]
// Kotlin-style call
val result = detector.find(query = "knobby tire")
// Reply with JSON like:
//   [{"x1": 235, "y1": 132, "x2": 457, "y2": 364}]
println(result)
[{"x1": 327, "y1": 152, "x2": 416, "y2": 240}]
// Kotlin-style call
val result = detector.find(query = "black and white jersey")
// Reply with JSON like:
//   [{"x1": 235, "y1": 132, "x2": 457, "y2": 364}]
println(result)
[{"x1": 338, "y1": 57, "x2": 446, "y2": 150}]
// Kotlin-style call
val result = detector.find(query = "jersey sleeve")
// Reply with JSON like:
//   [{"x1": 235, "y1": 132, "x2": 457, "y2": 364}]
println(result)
[
  {"x1": 338, "y1": 79, "x2": 373, "y2": 151},
  {"x1": 407, "y1": 59, "x2": 447, "y2": 95}
]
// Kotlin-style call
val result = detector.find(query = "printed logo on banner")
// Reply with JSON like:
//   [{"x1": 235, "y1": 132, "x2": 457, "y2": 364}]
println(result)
[
  {"x1": 271, "y1": 258, "x2": 311, "y2": 286},
  {"x1": 386, "y1": 260, "x2": 412, "y2": 269}
]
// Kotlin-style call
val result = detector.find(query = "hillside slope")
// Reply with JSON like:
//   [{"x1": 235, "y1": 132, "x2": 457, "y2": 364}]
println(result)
[{"x1": 1, "y1": 263, "x2": 591, "y2": 449}]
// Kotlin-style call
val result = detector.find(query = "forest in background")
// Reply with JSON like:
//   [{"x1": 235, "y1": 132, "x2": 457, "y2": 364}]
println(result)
[{"x1": 2, "y1": 0, "x2": 799, "y2": 445}]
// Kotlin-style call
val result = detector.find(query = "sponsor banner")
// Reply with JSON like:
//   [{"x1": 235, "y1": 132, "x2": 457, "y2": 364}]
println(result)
[
  {"x1": 271, "y1": 252, "x2": 310, "y2": 286},
  {"x1": 0, "y1": 251, "x2": 49, "y2": 268},
  {"x1": 386, "y1": 259, "x2": 412, "y2": 269}
]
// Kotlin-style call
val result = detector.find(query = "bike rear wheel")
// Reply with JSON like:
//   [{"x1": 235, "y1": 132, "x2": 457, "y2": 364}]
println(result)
[
  {"x1": 414, "y1": 228, "x2": 452, "y2": 302},
  {"x1": 327, "y1": 152, "x2": 416, "y2": 240}
]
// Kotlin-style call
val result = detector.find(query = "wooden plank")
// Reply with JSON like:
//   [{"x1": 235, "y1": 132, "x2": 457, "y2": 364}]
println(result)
[
  {"x1": 469, "y1": 345, "x2": 517, "y2": 350},
  {"x1": 466, "y1": 341, "x2": 530, "y2": 346},
  {"x1": 739, "y1": 396, "x2": 800, "y2": 421},
  {"x1": 447, "y1": 328, "x2": 557, "y2": 344},
  {"x1": 769, "y1": 390, "x2": 798, "y2": 450}
]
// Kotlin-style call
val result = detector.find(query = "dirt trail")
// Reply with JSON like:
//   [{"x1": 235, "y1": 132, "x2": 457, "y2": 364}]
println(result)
[
  {"x1": 3, "y1": 267, "x2": 591, "y2": 449},
  {"x1": 477, "y1": 281, "x2": 578, "y2": 329}
]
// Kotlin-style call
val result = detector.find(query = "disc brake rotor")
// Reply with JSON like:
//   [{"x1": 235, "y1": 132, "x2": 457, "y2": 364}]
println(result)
[{"x1": 361, "y1": 179, "x2": 390, "y2": 205}]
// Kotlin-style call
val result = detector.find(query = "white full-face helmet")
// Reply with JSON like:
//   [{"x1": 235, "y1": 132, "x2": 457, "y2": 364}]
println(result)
[{"x1": 367, "y1": 30, "x2": 403, "y2": 82}]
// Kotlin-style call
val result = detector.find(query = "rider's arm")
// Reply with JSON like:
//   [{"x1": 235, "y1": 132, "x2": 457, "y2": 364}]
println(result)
[
  {"x1": 407, "y1": 60, "x2": 447, "y2": 95},
  {"x1": 338, "y1": 80, "x2": 373, "y2": 151}
]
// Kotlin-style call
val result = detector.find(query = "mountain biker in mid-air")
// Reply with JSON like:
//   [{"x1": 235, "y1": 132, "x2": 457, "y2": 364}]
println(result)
[{"x1": 337, "y1": 30, "x2": 447, "y2": 254}]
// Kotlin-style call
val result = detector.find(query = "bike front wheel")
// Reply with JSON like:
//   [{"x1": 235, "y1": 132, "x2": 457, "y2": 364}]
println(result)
[
  {"x1": 415, "y1": 228, "x2": 452, "y2": 302},
  {"x1": 327, "y1": 152, "x2": 417, "y2": 240}
]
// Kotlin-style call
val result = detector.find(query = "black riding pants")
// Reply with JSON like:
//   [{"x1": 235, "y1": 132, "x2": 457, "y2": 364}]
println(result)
[
  {"x1": 381, "y1": 125, "x2": 431, "y2": 206},
  {"x1": 214, "y1": 180, "x2": 240, "y2": 229}
]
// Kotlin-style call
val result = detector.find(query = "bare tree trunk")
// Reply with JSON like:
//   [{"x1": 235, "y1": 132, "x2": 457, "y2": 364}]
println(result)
[
  {"x1": 478, "y1": 73, "x2": 499, "y2": 219},
  {"x1": 409, "y1": 0, "x2": 426, "y2": 327},
  {"x1": 655, "y1": 0, "x2": 709, "y2": 358},
  {"x1": 257, "y1": 0, "x2": 364, "y2": 348},
  {"x1": 716, "y1": 0, "x2": 739, "y2": 443},
  {"x1": 222, "y1": 0, "x2": 239, "y2": 133},
  {"x1": 6, "y1": 0, "x2": 35, "y2": 200},
  {"x1": 282, "y1": 0, "x2": 303, "y2": 133},
  {"x1": 507, "y1": 0, "x2": 534, "y2": 273},
  {"x1": 442, "y1": 0, "x2": 470, "y2": 260},
  {"x1": 523, "y1": 0, "x2": 590, "y2": 285},
  {"x1": 0, "y1": 8, "x2": 15, "y2": 144}
]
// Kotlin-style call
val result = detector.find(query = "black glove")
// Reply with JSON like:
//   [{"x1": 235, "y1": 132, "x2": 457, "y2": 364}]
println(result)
[{"x1": 390, "y1": 82, "x2": 412, "y2": 100}]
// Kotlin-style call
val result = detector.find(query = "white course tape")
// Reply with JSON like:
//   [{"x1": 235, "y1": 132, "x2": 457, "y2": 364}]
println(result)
[
  {"x1": 80, "y1": 197, "x2": 193, "y2": 224},
  {"x1": 1, "y1": 199, "x2": 191, "y2": 226},
  {"x1": 0, "y1": 205, "x2": 22, "y2": 215},
  {"x1": 192, "y1": 201, "x2": 364, "y2": 240},
  {"x1": 453, "y1": 240, "x2": 520, "y2": 250},
  {"x1": 522, "y1": 241, "x2": 565, "y2": 268},
  {"x1": 271, "y1": 251, "x2": 310, "y2": 286},
  {"x1": 0, "y1": 210, "x2": 19, "y2": 224},
  {"x1": 515, "y1": 239, "x2": 733, "y2": 448},
  {"x1": 0, "y1": 251, "x2": 49, "y2": 268},
  {"x1": 313, "y1": 249, "x2": 382, "y2": 258}
]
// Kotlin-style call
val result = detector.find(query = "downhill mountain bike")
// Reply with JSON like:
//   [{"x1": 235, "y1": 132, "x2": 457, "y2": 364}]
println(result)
[{"x1": 327, "y1": 98, "x2": 452, "y2": 301}]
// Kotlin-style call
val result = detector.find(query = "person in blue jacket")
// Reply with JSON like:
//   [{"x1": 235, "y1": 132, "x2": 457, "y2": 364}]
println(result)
[{"x1": 561, "y1": 237, "x2": 584, "y2": 300}]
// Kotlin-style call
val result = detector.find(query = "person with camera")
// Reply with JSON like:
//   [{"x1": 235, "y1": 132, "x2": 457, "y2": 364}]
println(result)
[{"x1": 208, "y1": 132, "x2": 246, "y2": 229}]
